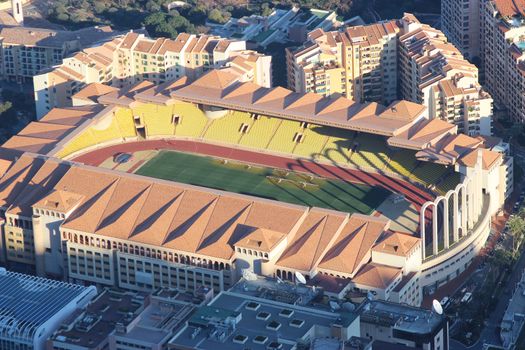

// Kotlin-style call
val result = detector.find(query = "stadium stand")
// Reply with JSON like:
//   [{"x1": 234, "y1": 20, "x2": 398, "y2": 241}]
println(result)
[
  {"x1": 410, "y1": 162, "x2": 450, "y2": 186},
  {"x1": 238, "y1": 115, "x2": 281, "y2": 149},
  {"x1": 293, "y1": 124, "x2": 329, "y2": 159},
  {"x1": 386, "y1": 149, "x2": 419, "y2": 178},
  {"x1": 266, "y1": 119, "x2": 303, "y2": 154},
  {"x1": 135, "y1": 104, "x2": 175, "y2": 137},
  {"x1": 51, "y1": 99, "x2": 456, "y2": 192},
  {"x1": 172, "y1": 102, "x2": 209, "y2": 138},
  {"x1": 318, "y1": 128, "x2": 355, "y2": 165},
  {"x1": 114, "y1": 108, "x2": 137, "y2": 138},
  {"x1": 204, "y1": 110, "x2": 254, "y2": 144},
  {"x1": 349, "y1": 133, "x2": 390, "y2": 170},
  {"x1": 436, "y1": 172, "x2": 462, "y2": 195}
]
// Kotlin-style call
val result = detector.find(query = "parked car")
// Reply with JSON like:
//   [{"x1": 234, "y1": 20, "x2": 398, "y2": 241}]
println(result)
[{"x1": 461, "y1": 292, "x2": 473, "y2": 304}]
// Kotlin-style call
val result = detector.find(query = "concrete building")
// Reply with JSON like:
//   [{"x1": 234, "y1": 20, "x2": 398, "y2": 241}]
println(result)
[
  {"x1": 286, "y1": 21, "x2": 399, "y2": 104},
  {"x1": 11, "y1": 0, "x2": 23, "y2": 25},
  {"x1": 0, "y1": 69, "x2": 510, "y2": 304},
  {"x1": 398, "y1": 14, "x2": 493, "y2": 136},
  {"x1": 47, "y1": 289, "x2": 148, "y2": 350},
  {"x1": 478, "y1": 0, "x2": 525, "y2": 123},
  {"x1": 109, "y1": 291, "x2": 195, "y2": 350},
  {"x1": 168, "y1": 291, "x2": 361, "y2": 350},
  {"x1": 0, "y1": 25, "x2": 120, "y2": 83},
  {"x1": 34, "y1": 32, "x2": 271, "y2": 118},
  {"x1": 441, "y1": 0, "x2": 481, "y2": 60},
  {"x1": 360, "y1": 299, "x2": 449, "y2": 350},
  {"x1": 209, "y1": 6, "x2": 341, "y2": 47},
  {"x1": 0, "y1": 267, "x2": 96, "y2": 350},
  {"x1": 287, "y1": 14, "x2": 492, "y2": 136}
]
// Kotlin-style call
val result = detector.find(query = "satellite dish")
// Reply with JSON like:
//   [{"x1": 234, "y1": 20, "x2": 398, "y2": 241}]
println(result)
[
  {"x1": 295, "y1": 271, "x2": 307, "y2": 284},
  {"x1": 342, "y1": 302, "x2": 355, "y2": 311},
  {"x1": 432, "y1": 299, "x2": 443, "y2": 315},
  {"x1": 329, "y1": 301, "x2": 341, "y2": 311}
]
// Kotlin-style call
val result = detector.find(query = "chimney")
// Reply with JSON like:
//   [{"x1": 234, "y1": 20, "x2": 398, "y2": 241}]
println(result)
[{"x1": 11, "y1": 0, "x2": 24, "y2": 25}]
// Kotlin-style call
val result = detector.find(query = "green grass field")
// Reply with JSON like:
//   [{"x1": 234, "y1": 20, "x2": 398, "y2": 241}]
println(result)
[{"x1": 136, "y1": 151, "x2": 390, "y2": 214}]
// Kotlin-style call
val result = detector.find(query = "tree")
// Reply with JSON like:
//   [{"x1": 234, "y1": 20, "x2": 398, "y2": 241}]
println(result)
[
  {"x1": 490, "y1": 248, "x2": 514, "y2": 272},
  {"x1": 208, "y1": 8, "x2": 230, "y2": 24},
  {"x1": 508, "y1": 215, "x2": 525, "y2": 251},
  {"x1": 0, "y1": 101, "x2": 12, "y2": 115}
]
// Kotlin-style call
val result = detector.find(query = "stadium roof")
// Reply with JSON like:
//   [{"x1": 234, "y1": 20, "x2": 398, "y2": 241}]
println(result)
[
  {"x1": 0, "y1": 153, "x2": 395, "y2": 275},
  {"x1": 94, "y1": 70, "x2": 428, "y2": 137},
  {"x1": 0, "y1": 268, "x2": 94, "y2": 344},
  {"x1": 0, "y1": 69, "x2": 502, "y2": 172}
]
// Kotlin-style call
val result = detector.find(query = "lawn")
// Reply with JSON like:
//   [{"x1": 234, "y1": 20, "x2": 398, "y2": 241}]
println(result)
[{"x1": 136, "y1": 150, "x2": 390, "y2": 214}]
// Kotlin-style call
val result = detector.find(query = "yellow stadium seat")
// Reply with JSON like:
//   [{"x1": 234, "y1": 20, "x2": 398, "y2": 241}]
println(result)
[
  {"x1": 293, "y1": 125, "x2": 329, "y2": 159},
  {"x1": 203, "y1": 110, "x2": 254, "y2": 145},
  {"x1": 319, "y1": 128, "x2": 354, "y2": 165},
  {"x1": 385, "y1": 149, "x2": 419, "y2": 178},
  {"x1": 267, "y1": 120, "x2": 303, "y2": 154},
  {"x1": 171, "y1": 102, "x2": 208, "y2": 138},
  {"x1": 410, "y1": 162, "x2": 449, "y2": 186},
  {"x1": 349, "y1": 133, "x2": 390, "y2": 170},
  {"x1": 238, "y1": 115, "x2": 280, "y2": 150},
  {"x1": 114, "y1": 108, "x2": 137, "y2": 138}
]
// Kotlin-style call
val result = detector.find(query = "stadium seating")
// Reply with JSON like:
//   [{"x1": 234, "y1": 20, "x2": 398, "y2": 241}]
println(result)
[
  {"x1": 114, "y1": 108, "x2": 137, "y2": 138},
  {"x1": 238, "y1": 115, "x2": 280, "y2": 150},
  {"x1": 349, "y1": 133, "x2": 390, "y2": 170},
  {"x1": 293, "y1": 125, "x2": 329, "y2": 159},
  {"x1": 203, "y1": 110, "x2": 254, "y2": 144},
  {"x1": 267, "y1": 120, "x2": 303, "y2": 154},
  {"x1": 436, "y1": 172, "x2": 462, "y2": 195},
  {"x1": 172, "y1": 102, "x2": 209, "y2": 138},
  {"x1": 386, "y1": 149, "x2": 419, "y2": 178},
  {"x1": 57, "y1": 99, "x2": 455, "y2": 191},
  {"x1": 134, "y1": 104, "x2": 174, "y2": 137},
  {"x1": 410, "y1": 162, "x2": 449, "y2": 186},
  {"x1": 318, "y1": 128, "x2": 355, "y2": 164}
]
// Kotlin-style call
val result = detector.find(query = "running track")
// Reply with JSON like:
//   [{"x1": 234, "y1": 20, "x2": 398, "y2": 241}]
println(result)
[{"x1": 72, "y1": 139, "x2": 435, "y2": 213}]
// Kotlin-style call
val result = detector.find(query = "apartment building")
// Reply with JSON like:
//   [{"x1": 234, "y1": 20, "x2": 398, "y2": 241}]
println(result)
[
  {"x1": 286, "y1": 20, "x2": 399, "y2": 104},
  {"x1": 34, "y1": 32, "x2": 272, "y2": 118},
  {"x1": 441, "y1": 0, "x2": 481, "y2": 60},
  {"x1": 0, "y1": 25, "x2": 119, "y2": 83},
  {"x1": 398, "y1": 14, "x2": 493, "y2": 136},
  {"x1": 479, "y1": 0, "x2": 525, "y2": 123}
]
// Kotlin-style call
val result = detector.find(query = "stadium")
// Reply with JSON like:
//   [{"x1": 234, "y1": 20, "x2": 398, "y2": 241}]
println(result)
[{"x1": 0, "y1": 69, "x2": 511, "y2": 306}]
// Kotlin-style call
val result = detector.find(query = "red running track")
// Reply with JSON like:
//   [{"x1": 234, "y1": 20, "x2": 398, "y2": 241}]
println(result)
[{"x1": 72, "y1": 139, "x2": 435, "y2": 211}]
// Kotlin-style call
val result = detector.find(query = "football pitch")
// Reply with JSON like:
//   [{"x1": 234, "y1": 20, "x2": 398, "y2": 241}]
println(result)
[{"x1": 136, "y1": 150, "x2": 390, "y2": 214}]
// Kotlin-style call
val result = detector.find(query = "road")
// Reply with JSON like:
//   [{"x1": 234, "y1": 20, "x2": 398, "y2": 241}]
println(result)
[
  {"x1": 450, "y1": 148, "x2": 525, "y2": 350},
  {"x1": 450, "y1": 245, "x2": 525, "y2": 349}
]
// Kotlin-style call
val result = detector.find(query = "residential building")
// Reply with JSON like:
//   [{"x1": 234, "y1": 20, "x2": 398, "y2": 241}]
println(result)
[
  {"x1": 0, "y1": 25, "x2": 120, "y2": 83},
  {"x1": 398, "y1": 14, "x2": 493, "y2": 136},
  {"x1": 0, "y1": 268, "x2": 97, "y2": 350},
  {"x1": 441, "y1": 0, "x2": 481, "y2": 60},
  {"x1": 286, "y1": 20, "x2": 399, "y2": 104},
  {"x1": 480, "y1": 0, "x2": 525, "y2": 122},
  {"x1": 34, "y1": 32, "x2": 271, "y2": 118},
  {"x1": 288, "y1": 14, "x2": 493, "y2": 135}
]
